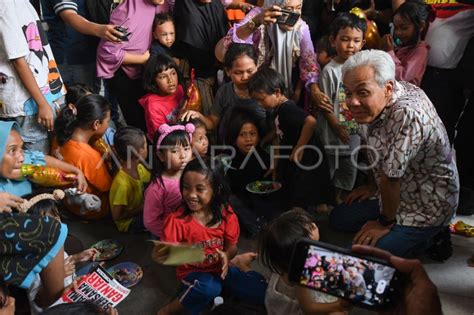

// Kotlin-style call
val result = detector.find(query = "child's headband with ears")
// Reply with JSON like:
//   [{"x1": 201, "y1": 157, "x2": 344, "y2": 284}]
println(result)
[
  {"x1": 18, "y1": 190, "x2": 65, "y2": 213},
  {"x1": 156, "y1": 123, "x2": 195, "y2": 150}
]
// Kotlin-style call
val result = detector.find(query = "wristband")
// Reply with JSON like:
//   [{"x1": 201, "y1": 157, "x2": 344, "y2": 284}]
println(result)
[{"x1": 378, "y1": 214, "x2": 396, "y2": 226}]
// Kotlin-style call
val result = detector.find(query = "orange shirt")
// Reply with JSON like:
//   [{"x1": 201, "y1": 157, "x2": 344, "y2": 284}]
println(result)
[{"x1": 59, "y1": 140, "x2": 112, "y2": 219}]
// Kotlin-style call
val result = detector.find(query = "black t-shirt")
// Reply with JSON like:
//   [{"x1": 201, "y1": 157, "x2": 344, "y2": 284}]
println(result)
[{"x1": 275, "y1": 100, "x2": 319, "y2": 165}]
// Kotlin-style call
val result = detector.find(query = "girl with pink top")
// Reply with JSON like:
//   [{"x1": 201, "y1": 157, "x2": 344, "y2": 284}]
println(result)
[
  {"x1": 381, "y1": 1, "x2": 431, "y2": 86},
  {"x1": 139, "y1": 54, "x2": 185, "y2": 141},
  {"x1": 143, "y1": 123, "x2": 194, "y2": 239}
]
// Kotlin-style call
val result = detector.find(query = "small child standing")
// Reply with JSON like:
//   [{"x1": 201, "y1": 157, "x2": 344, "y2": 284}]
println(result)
[
  {"x1": 316, "y1": 35, "x2": 336, "y2": 70},
  {"x1": 317, "y1": 13, "x2": 366, "y2": 205},
  {"x1": 109, "y1": 127, "x2": 151, "y2": 233},
  {"x1": 382, "y1": 1, "x2": 430, "y2": 86},
  {"x1": 151, "y1": 13, "x2": 176, "y2": 61},
  {"x1": 258, "y1": 209, "x2": 349, "y2": 315},
  {"x1": 139, "y1": 55, "x2": 185, "y2": 141},
  {"x1": 154, "y1": 157, "x2": 267, "y2": 315},
  {"x1": 249, "y1": 67, "x2": 332, "y2": 211},
  {"x1": 143, "y1": 123, "x2": 194, "y2": 239},
  {"x1": 0, "y1": 0, "x2": 66, "y2": 153}
]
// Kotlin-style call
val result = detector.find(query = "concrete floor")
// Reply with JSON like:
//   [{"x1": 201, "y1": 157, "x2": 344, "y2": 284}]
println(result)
[{"x1": 65, "y1": 213, "x2": 474, "y2": 315}]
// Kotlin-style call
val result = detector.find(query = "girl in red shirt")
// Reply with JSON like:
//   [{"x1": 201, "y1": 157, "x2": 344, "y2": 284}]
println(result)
[{"x1": 155, "y1": 157, "x2": 267, "y2": 315}]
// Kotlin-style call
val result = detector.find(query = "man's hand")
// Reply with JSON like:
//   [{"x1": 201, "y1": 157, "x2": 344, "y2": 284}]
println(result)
[
  {"x1": 352, "y1": 245, "x2": 442, "y2": 315},
  {"x1": 353, "y1": 220, "x2": 392, "y2": 246}
]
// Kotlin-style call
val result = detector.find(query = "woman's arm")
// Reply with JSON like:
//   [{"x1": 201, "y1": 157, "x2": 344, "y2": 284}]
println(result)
[{"x1": 44, "y1": 155, "x2": 88, "y2": 192}]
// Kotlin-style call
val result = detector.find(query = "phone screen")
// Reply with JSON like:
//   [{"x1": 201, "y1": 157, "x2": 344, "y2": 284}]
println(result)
[{"x1": 299, "y1": 244, "x2": 397, "y2": 307}]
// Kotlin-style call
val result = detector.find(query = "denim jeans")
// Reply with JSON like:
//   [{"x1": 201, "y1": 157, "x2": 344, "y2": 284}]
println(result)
[{"x1": 329, "y1": 199, "x2": 445, "y2": 258}]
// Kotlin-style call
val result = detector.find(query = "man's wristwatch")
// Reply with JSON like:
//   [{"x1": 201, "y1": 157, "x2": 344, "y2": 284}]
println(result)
[{"x1": 378, "y1": 214, "x2": 396, "y2": 226}]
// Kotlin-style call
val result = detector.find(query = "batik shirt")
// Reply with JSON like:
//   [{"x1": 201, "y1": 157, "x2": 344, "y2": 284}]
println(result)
[{"x1": 360, "y1": 81, "x2": 459, "y2": 227}]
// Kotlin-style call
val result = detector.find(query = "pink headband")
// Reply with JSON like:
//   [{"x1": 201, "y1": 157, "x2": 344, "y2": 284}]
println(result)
[{"x1": 156, "y1": 123, "x2": 195, "y2": 150}]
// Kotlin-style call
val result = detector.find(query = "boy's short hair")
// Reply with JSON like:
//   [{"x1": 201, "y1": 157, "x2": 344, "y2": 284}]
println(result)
[
  {"x1": 248, "y1": 67, "x2": 287, "y2": 96},
  {"x1": 153, "y1": 13, "x2": 174, "y2": 30},
  {"x1": 114, "y1": 126, "x2": 146, "y2": 161},
  {"x1": 316, "y1": 35, "x2": 336, "y2": 57},
  {"x1": 330, "y1": 12, "x2": 367, "y2": 39}
]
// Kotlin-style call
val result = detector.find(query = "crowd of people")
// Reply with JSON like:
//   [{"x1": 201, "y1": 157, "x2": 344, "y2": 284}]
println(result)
[
  {"x1": 1, "y1": 0, "x2": 473, "y2": 314},
  {"x1": 301, "y1": 248, "x2": 396, "y2": 306}
]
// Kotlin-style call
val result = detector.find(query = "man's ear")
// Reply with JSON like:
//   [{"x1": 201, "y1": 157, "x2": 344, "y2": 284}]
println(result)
[{"x1": 384, "y1": 80, "x2": 395, "y2": 99}]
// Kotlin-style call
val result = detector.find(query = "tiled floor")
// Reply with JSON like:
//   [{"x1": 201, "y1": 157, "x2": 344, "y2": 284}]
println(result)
[{"x1": 65, "y1": 214, "x2": 474, "y2": 314}]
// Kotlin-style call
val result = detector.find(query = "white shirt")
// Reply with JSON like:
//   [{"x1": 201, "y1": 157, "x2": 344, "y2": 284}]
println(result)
[{"x1": 0, "y1": 0, "x2": 65, "y2": 118}]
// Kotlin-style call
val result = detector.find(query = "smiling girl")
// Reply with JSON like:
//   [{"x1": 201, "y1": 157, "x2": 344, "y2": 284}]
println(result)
[{"x1": 154, "y1": 157, "x2": 267, "y2": 315}]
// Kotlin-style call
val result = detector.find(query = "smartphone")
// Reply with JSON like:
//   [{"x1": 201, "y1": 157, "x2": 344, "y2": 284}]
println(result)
[
  {"x1": 276, "y1": 8, "x2": 300, "y2": 27},
  {"x1": 288, "y1": 239, "x2": 401, "y2": 309}
]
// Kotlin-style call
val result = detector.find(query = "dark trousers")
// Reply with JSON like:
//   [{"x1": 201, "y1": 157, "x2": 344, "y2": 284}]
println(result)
[
  {"x1": 329, "y1": 199, "x2": 445, "y2": 258},
  {"x1": 106, "y1": 68, "x2": 146, "y2": 132}
]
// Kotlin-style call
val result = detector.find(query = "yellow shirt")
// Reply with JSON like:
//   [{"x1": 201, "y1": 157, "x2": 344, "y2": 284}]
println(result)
[{"x1": 109, "y1": 164, "x2": 151, "y2": 232}]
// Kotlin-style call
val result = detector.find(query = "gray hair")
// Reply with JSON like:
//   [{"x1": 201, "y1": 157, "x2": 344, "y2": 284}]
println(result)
[{"x1": 342, "y1": 50, "x2": 395, "y2": 87}]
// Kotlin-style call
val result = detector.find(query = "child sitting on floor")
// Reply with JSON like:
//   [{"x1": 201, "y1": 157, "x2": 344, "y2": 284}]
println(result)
[
  {"x1": 109, "y1": 126, "x2": 151, "y2": 233},
  {"x1": 54, "y1": 94, "x2": 112, "y2": 219},
  {"x1": 225, "y1": 108, "x2": 283, "y2": 236},
  {"x1": 143, "y1": 123, "x2": 194, "y2": 239},
  {"x1": 258, "y1": 209, "x2": 350, "y2": 315},
  {"x1": 249, "y1": 67, "x2": 332, "y2": 212},
  {"x1": 153, "y1": 157, "x2": 267, "y2": 315}
]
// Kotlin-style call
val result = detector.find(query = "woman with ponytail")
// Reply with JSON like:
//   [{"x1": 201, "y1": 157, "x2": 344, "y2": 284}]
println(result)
[{"x1": 55, "y1": 94, "x2": 112, "y2": 219}]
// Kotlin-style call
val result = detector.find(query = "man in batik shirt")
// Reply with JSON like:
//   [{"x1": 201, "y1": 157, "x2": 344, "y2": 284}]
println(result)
[{"x1": 329, "y1": 50, "x2": 459, "y2": 259}]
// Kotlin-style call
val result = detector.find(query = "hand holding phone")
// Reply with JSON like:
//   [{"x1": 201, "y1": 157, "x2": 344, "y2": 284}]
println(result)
[
  {"x1": 276, "y1": 8, "x2": 300, "y2": 26},
  {"x1": 352, "y1": 245, "x2": 442, "y2": 315},
  {"x1": 288, "y1": 239, "x2": 401, "y2": 310}
]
